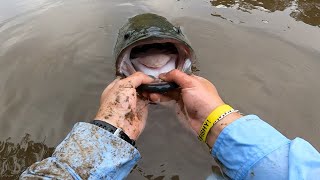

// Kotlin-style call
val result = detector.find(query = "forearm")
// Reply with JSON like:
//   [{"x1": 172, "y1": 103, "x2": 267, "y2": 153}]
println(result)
[
  {"x1": 209, "y1": 115, "x2": 290, "y2": 179},
  {"x1": 209, "y1": 115, "x2": 320, "y2": 180},
  {"x1": 20, "y1": 122, "x2": 140, "y2": 179}
]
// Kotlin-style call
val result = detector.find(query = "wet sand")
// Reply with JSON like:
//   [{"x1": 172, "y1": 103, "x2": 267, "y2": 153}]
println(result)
[{"x1": 0, "y1": 0, "x2": 320, "y2": 179}]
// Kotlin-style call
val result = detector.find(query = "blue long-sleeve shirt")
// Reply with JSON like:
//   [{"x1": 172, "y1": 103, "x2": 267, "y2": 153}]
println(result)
[{"x1": 20, "y1": 115, "x2": 320, "y2": 179}]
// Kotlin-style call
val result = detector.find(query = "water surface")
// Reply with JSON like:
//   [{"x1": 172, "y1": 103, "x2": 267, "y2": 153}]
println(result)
[{"x1": 0, "y1": 0, "x2": 320, "y2": 179}]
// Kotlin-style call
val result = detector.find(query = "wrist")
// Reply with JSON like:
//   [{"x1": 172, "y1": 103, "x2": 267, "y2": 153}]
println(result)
[
  {"x1": 91, "y1": 120, "x2": 136, "y2": 146},
  {"x1": 94, "y1": 114, "x2": 141, "y2": 140},
  {"x1": 206, "y1": 112, "x2": 242, "y2": 147}
]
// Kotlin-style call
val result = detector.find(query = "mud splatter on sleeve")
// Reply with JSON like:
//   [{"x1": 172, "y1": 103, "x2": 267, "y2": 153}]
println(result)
[{"x1": 20, "y1": 122, "x2": 141, "y2": 180}]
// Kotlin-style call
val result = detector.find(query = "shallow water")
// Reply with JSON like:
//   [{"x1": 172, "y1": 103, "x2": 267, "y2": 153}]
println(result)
[{"x1": 0, "y1": 0, "x2": 320, "y2": 179}]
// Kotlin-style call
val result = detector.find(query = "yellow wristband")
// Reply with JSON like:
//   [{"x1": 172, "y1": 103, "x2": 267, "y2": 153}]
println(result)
[{"x1": 198, "y1": 104, "x2": 233, "y2": 142}]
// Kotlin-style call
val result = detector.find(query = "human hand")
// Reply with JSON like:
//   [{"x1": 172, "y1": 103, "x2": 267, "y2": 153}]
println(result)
[
  {"x1": 148, "y1": 70, "x2": 242, "y2": 146},
  {"x1": 95, "y1": 72, "x2": 154, "y2": 140}
]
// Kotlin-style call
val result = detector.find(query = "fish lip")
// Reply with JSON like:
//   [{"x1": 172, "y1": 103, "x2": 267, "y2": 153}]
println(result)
[{"x1": 115, "y1": 35, "x2": 194, "y2": 77}]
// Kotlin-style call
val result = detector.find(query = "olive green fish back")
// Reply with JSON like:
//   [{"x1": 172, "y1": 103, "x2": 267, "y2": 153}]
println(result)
[{"x1": 114, "y1": 13, "x2": 191, "y2": 61}]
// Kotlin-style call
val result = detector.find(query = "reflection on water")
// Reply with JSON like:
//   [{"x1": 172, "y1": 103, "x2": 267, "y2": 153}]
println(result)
[
  {"x1": 291, "y1": 0, "x2": 320, "y2": 27},
  {"x1": 0, "y1": 134, "x2": 54, "y2": 179},
  {"x1": 0, "y1": 0, "x2": 62, "y2": 23},
  {"x1": 211, "y1": 0, "x2": 292, "y2": 12},
  {"x1": 211, "y1": 0, "x2": 320, "y2": 27}
]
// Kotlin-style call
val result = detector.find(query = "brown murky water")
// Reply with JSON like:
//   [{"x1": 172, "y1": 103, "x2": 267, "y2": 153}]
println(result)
[{"x1": 0, "y1": 0, "x2": 320, "y2": 179}]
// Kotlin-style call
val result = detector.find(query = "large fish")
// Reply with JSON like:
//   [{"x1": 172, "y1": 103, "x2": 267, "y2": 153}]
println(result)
[{"x1": 114, "y1": 13, "x2": 196, "y2": 92}]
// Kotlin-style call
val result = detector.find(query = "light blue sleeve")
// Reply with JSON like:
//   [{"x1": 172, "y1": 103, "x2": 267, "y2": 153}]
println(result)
[
  {"x1": 20, "y1": 122, "x2": 140, "y2": 180},
  {"x1": 211, "y1": 115, "x2": 320, "y2": 180}
]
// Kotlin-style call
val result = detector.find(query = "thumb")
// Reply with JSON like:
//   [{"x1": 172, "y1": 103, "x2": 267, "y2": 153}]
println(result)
[
  {"x1": 159, "y1": 70, "x2": 195, "y2": 89},
  {"x1": 122, "y1": 72, "x2": 155, "y2": 88}
]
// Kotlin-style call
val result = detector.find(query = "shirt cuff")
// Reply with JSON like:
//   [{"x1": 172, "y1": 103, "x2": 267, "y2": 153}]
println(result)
[
  {"x1": 211, "y1": 115, "x2": 290, "y2": 180},
  {"x1": 53, "y1": 122, "x2": 140, "y2": 179}
]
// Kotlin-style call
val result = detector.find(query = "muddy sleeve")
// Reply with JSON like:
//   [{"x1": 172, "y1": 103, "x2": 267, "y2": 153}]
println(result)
[
  {"x1": 20, "y1": 122, "x2": 140, "y2": 180},
  {"x1": 211, "y1": 115, "x2": 320, "y2": 180}
]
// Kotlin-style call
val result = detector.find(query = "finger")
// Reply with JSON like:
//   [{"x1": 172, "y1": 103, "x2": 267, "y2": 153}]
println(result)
[
  {"x1": 121, "y1": 72, "x2": 154, "y2": 88},
  {"x1": 149, "y1": 89, "x2": 181, "y2": 102},
  {"x1": 149, "y1": 93, "x2": 180, "y2": 108},
  {"x1": 159, "y1": 69, "x2": 195, "y2": 88},
  {"x1": 149, "y1": 93, "x2": 173, "y2": 102}
]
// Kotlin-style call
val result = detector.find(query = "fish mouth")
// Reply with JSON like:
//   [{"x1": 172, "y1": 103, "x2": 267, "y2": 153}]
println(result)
[{"x1": 116, "y1": 37, "x2": 194, "y2": 82}]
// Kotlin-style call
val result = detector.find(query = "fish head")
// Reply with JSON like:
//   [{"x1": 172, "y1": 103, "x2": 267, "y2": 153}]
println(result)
[{"x1": 114, "y1": 13, "x2": 196, "y2": 91}]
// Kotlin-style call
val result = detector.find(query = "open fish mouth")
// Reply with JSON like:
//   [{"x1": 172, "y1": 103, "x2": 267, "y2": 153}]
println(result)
[
  {"x1": 118, "y1": 38, "x2": 193, "y2": 79},
  {"x1": 114, "y1": 13, "x2": 196, "y2": 92}
]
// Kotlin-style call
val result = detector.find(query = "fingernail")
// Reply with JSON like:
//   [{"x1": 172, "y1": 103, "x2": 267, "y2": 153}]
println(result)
[{"x1": 148, "y1": 75, "x2": 156, "y2": 79}]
